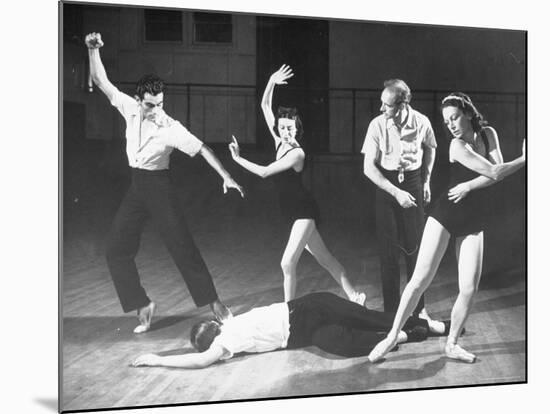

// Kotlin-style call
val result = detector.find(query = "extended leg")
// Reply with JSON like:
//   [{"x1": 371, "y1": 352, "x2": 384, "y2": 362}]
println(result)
[
  {"x1": 280, "y1": 219, "x2": 315, "y2": 301},
  {"x1": 288, "y1": 292, "x2": 428, "y2": 355},
  {"x1": 305, "y1": 227, "x2": 365, "y2": 305},
  {"x1": 294, "y1": 292, "x2": 428, "y2": 334},
  {"x1": 445, "y1": 232, "x2": 484, "y2": 363},
  {"x1": 368, "y1": 217, "x2": 450, "y2": 362},
  {"x1": 106, "y1": 187, "x2": 151, "y2": 313},
  {"x1": 400, "y1": 199, "x2": 427, "y2": 316}
]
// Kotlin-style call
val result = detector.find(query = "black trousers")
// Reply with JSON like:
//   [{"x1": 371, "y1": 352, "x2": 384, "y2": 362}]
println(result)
[
  {"x1": 106, "y1": 168, "x2": 218, "y2": 313},
  {"x1": 376, "y1": 167, "x2": 426, "y2": 315},
  {"x1": 286, "y1": 292, "x2": 428, "y2": 357}
]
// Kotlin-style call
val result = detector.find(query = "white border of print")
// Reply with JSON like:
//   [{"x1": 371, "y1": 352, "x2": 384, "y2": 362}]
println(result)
[{"x1": 4, "y1": 0, "x2": 544, "y2": 413}]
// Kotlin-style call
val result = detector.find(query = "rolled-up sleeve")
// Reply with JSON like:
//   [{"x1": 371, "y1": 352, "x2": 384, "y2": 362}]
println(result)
[
  {"x1": 167, "y1": 122, "x2": 204, "y2": 157},
  {"x1": 361, "y1": 121, "x2": 381, "y2": 161},
  {"x1": 422, "y1": 122, "x2": 437, "y2": 149}
]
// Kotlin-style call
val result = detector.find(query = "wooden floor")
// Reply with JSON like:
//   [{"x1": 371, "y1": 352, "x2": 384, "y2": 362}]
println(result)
[{"x1": 61, "y1": 212, "x2": 526, "y2": 412}]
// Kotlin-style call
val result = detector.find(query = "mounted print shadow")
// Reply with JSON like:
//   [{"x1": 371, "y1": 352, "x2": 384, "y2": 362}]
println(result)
[{"x1": 60, "y1": 0, "x2": 526, "y2": 412}]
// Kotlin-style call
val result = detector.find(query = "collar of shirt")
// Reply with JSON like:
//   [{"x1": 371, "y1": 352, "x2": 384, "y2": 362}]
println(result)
[
  {"x1": 133, "y1": 109, "x2": 175, "y2": 150},
  {"x1": 386, "y1": 106, "x2": 418, "y2": 134}
]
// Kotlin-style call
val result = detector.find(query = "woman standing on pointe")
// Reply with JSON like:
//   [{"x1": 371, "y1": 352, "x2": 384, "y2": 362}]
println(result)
[
  {"x1": 229, "y1": 65, "x2": 365, "y2": 304},
  {"x1": 368, "y1": 92, "x2": 526, "y2": 363}
]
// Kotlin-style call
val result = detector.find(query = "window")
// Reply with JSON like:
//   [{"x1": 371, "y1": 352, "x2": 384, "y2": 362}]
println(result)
[
  {"x1": 63, "y1": 3, "x2": 83, "y2": 44},
  {"x1": 144, "y1": 9, "x2": 183, "y2": 42},
  {"x1": 193, "y1": 12, "x2": 232, "y2": 44}
]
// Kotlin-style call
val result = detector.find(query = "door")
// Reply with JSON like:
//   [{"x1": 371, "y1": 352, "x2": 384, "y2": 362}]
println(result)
[{"x1": 256, "y1": 16, "x2": 329, "y2": 153}]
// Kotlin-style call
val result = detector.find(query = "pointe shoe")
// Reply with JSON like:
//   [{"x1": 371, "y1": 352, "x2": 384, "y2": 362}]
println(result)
[
  {"x1": 368, "y1": 338, "x2": 399, "y2": 362},
  {"x1": 211, "y1": 301, "x2": 233, "y2": 323},
  {"x1": 350, "y1": 292, "x2": 367, "y2": 307},
  {"x1": 133, "y1": 302, "x2": 156, "y2": 334},
  {"x1": 445, "y1": 342, "x2": 476, "y2": 363}
]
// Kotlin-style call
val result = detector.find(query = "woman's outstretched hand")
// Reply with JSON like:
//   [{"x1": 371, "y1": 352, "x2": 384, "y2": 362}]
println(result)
[
  {"x1": 448, "y1": 182, "x2": 471, "y2": 203},
  {"x1": 229, "y1": 135, "x2": 240, "y2": 159},
  {"x1": 269, "y1": 64, "x2": 294, "y2": 85}
]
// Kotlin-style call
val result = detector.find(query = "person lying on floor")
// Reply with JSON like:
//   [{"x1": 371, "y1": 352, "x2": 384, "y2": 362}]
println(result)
[{"x1": 132, "y1": 292, "x2": 448, "y2": 368}]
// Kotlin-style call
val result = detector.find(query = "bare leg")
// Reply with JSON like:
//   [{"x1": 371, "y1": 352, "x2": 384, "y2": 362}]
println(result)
[
  {"x1": 368, "y1": 218, "x2": 450, "y2": 362},
  {"x1": 281, "y1": 219, "x2": 316, "y2": 301},
  {"x1": 305, "y1": 227, "x2": 365, "y2": 304},
  {"x1": 445, "y1": 232, "x2": 483, "y2": 363}
]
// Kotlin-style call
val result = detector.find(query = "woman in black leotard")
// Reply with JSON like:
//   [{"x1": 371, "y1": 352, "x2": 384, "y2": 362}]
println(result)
[
  {"x1": 430, "y1": 122, "x2": 492, "y2": 236},
  {"x1": 368, "y1": 92, "x2": 526, "y2": 363},
  {"x1": 229, "y1": 65, "x2": 365, "y2": 305},
  {"x1": 272, "y1": 116, "x2": 320, "y2": 225}
]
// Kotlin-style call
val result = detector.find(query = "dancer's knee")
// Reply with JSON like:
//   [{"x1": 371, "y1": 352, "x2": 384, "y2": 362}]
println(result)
[
  {"x1": 280, "y1": 256, "x2": 297, "y2": 275},
  {"x1": 458, "y1": 283, "x2": 478, "y2": 298},
  {"x1": 407, "y1": 276, "x2": 429, "y2": 295}
]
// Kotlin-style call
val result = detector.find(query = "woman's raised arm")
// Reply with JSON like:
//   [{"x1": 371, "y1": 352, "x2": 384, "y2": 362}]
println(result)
[{"x1": 261, "y1": 64, "x2": 294, "y2": 147}]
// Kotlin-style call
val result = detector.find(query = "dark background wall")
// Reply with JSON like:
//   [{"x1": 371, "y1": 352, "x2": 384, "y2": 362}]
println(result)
[{"x1": 62, "y1": 2, "x2": 526, "y2": 277}]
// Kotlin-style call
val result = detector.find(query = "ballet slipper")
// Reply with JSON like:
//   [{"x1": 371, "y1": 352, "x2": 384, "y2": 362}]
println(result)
[
  {"x1": 211, "y1": 300, "x2": 233, "y2": 323},
  {"x1": 418, "y1": 309, "x2": 446, "y2": 336},
  {"x1": 133, "y1": 302, "x2": 156, "y2": 334},
  {"x1": 427, "y1": 320, "x2": 466, "y2": 337},
  {"x1": 350, "y1": 292, "x2": 367, "y2": 307},
  {"x1": 445, "y1": 342, "x2": 476, "y2": 363},
  {"x1": 368, "y1": 334, "x2": 399, "y2": 363},
  {"x1": 417, "y1": 308, "x2": 436, "y2": 324}
]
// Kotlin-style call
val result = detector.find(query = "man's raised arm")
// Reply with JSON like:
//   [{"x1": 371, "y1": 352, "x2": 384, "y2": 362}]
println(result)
[{"x1": 85, "y1": 32, "x2": 118, "y2": 102}]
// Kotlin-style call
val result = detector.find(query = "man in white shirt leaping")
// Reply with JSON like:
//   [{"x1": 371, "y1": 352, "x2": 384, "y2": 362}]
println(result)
[{"x1": 85, "y1": 32, "x2": 244, "y2": 333}]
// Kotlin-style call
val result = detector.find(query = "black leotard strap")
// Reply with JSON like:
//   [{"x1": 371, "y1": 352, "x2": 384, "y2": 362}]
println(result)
[
  {"x1": 279, "y1": 146, "x2": 301, "y2": 160},
  {"x1": 480, "y1": 129, "x2": 490, "y2": 158}
]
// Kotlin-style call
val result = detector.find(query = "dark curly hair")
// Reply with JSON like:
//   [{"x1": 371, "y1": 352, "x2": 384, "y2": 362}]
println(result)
[
  {"x1": 441, "y1": 92, "x2": 488, "y2": 133},
  {"x1": 274, "y1": 106, "x2": 304, "y2": 142},
  {"x1": 190, "y1": 320, "x2": 221, "y2": 352},
  {"x1": 135, "y1": 74, "x2": 165, "y2": 100}
]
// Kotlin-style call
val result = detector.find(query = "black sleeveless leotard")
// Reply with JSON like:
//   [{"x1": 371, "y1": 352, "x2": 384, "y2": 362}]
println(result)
[
  {"x1": 430, "y1": 130, "x2": 491, "y2": 236},
  {"x1": 272, "y1": 143, "x2": 320, "y2": 224}
]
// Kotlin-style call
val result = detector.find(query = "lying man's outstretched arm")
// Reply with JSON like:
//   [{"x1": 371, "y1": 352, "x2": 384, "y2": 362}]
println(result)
[{"x1": 132, "y1": 345, "x2": 225, "y2": 369}]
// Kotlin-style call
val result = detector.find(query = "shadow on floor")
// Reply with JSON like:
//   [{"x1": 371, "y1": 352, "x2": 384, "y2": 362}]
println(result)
[{"x1": 34, "y1": 398, "x2": 58, "y2": 412}]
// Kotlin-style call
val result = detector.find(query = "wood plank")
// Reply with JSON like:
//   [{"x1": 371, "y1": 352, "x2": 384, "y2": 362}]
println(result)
[{"x1": 61, "y1": 214, "x2": 526, "y2": 411}]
